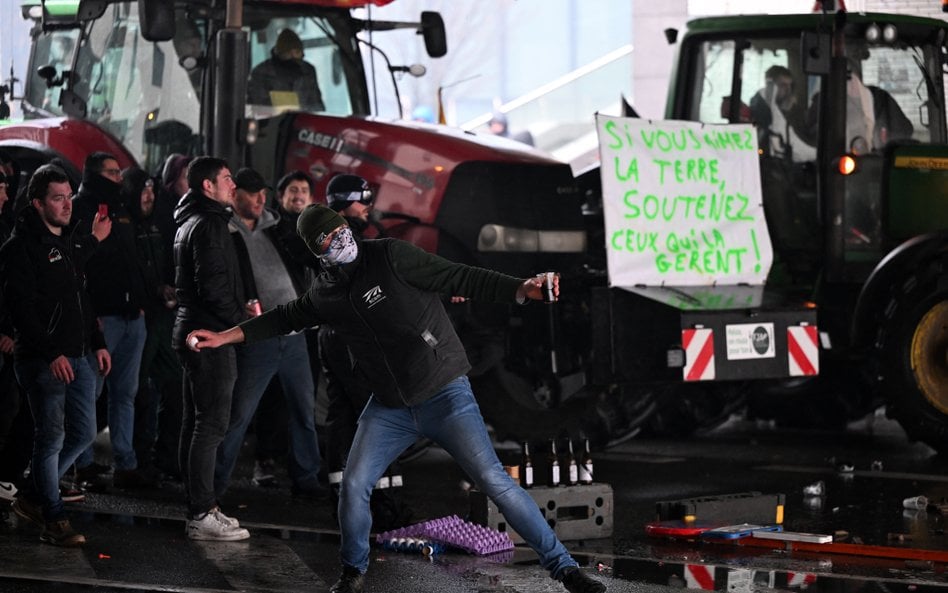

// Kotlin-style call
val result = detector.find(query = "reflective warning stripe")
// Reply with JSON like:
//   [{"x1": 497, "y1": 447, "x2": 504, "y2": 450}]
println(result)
[
  {"x1": 684, "y1": 564, "x2": 715, "y2": 589},
  {"x1": 787, "y1": 571, "x2": 817, "y2": 586},
  {"x1": 682, "y1": 328, "x2": 715, "y2": 381},
  {"x1": 787, "y1": 325, "x2": 819, "y2": 376}
]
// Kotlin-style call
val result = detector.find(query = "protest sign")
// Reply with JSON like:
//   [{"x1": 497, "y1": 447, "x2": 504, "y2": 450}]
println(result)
[{"x1": 596, "y1": 115, "x2": 773, "y2": 287}]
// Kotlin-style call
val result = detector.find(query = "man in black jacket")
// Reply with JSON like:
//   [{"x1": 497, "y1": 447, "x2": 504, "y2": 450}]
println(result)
[
  {"x1": 186, "y1": 205, "x2": 607, "y2": 593},
  {"x1": 248, "y1": 29, "x2": 324, "y2": 113},
  {"x1": 72, "y1": 152, "x2": 153, "y2": 488},
  {"x1": 0, "y1": 164, "x2": 112, "y2": 546},
  {"x1": 172, "y1": 156, "x2": 249, "y2": 541}
]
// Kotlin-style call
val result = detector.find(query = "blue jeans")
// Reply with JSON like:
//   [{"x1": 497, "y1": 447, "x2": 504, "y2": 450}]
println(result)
[
  {"x1": 77, "y1": 315, "x2": 146, "y2": 471},
  {"x1": 339, "y1": 376, "x2": 577, "y2": 578},
  {"x1": 215, "y1": 334, "x2": 321, "y2": 495},
  {"x1": 178, "y1": 345, "x2": 237, "y2": 517},
  {"x1": 15, "y1": 356, "x2": 98, "y2": 520}
]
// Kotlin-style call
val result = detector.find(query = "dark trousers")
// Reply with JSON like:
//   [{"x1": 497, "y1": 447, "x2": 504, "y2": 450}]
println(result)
[
  {"x1": 0, "y1": 351, "x2": 31, "y2": 485},
  {"x1": 177, "y1": 346, "x2": 236, "y2": 517}
]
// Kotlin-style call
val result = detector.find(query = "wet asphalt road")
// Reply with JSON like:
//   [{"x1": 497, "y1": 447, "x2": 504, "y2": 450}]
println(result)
[{"x1": 3, "y1": 411, "x2": 948, "y2": 592}]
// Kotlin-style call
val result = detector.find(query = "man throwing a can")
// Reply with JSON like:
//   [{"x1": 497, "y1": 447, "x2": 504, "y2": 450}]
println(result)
[{"x1": 186, "y1": 204, "x2": 607, "y2": 593}]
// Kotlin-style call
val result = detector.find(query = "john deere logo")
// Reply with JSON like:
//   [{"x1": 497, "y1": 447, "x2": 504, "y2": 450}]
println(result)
[{"x1": 751, "y1": 326, "x2": 770, "y2": 354}]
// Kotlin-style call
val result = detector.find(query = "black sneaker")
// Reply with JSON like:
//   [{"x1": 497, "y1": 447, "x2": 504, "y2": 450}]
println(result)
[
  {"x1": 560, "y1": 567, "x2": 606, "y2": 593},
  {"x1": 12, "y1": 496, "x2": 44, "y2": 526},
  {"x1": 60, "y1": 485, "x2": 86, "y2": 503},
  {"x1": 330, "y1": 566, "x2": 364, "y2": 593},
  {"x1": 113, "y1": 468, "x2": 159, "y2": 489},
  {"x1": 76, "y1": 462, "x2": 112, "y2": 483},
  {"x1": 251, "y1": 459, "x2": 278, "y2": 487},
  {"x1": 292, "y1": 483, "x2": 329, "y2": 501}
]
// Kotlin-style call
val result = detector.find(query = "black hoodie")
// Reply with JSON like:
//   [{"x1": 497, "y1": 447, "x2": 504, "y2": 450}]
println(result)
[
  {"x1": 0, "y1": 206, "x2": 106, "y2": 362},
  {"x1": 72, "y1": 170, "x2": 149, "y2": 319},
  {"x1": 172, "y1": 189, "x2": 247, "y2": 349}
]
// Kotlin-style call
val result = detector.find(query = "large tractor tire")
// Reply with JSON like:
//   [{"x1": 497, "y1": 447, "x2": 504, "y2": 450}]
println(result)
[
  {"x1": 878, "y1": 254, "x2": 948, "y2": 452},
  {"x1": 471, "y1": 366, "x2": 657, "y2": 450}
]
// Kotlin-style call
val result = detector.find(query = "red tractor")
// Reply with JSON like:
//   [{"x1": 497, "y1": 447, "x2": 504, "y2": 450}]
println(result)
[{"x1": 1, "y1": 0, "x2": 648, "y2": 446}]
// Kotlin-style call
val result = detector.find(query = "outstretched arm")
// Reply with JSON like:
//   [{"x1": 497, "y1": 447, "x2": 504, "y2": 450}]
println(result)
[{"x1": 186, "y1": 325, "x2": 246, "y2": 351}]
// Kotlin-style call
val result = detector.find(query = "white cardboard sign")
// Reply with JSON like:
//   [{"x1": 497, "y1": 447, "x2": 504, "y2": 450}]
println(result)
[{"x1": 596, "y1": 115, "x2": 773, "y2": 287}]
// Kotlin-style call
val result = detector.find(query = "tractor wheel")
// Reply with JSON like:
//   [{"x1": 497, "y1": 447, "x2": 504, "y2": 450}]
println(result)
[
  {"x1": 645, "y1": 382, "x2": 749, "y2": 437},
  {"x1": 471, "y1": 366, "x2": 657, "y2": 450},
  {"x1": 878, "y1": 255, "x2": 948, "y2": 452}
]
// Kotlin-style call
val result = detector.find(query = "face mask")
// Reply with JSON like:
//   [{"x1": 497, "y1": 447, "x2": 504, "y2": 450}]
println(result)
[{"x1": 318, "y1": 226, "x2": 358, "y2": 265}]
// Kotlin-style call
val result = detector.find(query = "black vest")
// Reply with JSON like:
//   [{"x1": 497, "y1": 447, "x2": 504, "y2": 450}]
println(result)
[{"x1": 313, "y1": 239, "x2": 470, "y2": 407}]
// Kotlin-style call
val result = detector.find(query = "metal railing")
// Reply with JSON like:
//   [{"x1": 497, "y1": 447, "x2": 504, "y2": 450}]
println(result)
[{"x1": 459, "y1": 44, "x2": 633, "y2": 170}]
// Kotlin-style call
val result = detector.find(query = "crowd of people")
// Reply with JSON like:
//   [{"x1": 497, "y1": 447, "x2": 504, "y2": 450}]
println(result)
[{"x1": 0, "y1": 151, "x2": 606, "y2": 593}]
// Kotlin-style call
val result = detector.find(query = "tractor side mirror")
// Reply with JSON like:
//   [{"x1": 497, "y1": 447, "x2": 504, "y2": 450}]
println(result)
[
  {"x1": 75, "y1": 0, "x2": 108, "y2": 21},
  {"x1": 802, "y1": 31, "x2": 831, "y2": 75},
  {"x1": 138, "y1": 0, "x2": 175, "y2": 42},
  {"x1": 421, "y1": 12, "x2": 446, "y2": 58}
]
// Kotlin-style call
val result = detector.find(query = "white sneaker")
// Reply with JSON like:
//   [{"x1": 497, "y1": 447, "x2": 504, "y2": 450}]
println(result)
[
  {"x1": 187, "y1": 507, "x2": 249, "y2": 541},
  {"x1": 0, "y1": 481, "x2": 17, "y2": 503}
]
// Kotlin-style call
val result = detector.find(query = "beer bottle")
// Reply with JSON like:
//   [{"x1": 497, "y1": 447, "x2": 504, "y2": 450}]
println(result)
[
  {"x1": 547, "y1": 439, "x2": 561, "y2": 487},
  {"x1": 565, "y1": 439, "x2": 579, "y2": 485},
  {"x1": 579, "y1": 438, "x2": 594, "y2": 484},
  {"x1": 521, "y1": 441, "x2": 534, "y2": 489}
]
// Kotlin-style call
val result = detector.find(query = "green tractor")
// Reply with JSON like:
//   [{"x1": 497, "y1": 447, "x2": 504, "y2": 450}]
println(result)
[{"x1": 641, "y1": 8, "x2": 948, "y2": 446}]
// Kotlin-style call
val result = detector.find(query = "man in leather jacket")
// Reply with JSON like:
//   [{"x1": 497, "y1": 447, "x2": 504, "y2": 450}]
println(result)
[
  {"x1": 171, "y1": 156, "x2": 249, "y2": 542},
  {"x1": 186, "y1": 204, "x2": 607, "y2": 593}
]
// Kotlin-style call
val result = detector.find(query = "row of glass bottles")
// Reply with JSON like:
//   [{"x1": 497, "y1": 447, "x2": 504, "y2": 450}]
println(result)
[{"x1": 520, "y1": 438, "x2": 593, "y2": 488}]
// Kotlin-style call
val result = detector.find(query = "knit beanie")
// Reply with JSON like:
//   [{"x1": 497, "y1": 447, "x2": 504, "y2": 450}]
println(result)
[
  {"x1": 297, "y1": 203, "x2": 346, "y2": 255},
  {"x1": 275, "y1": 29, "x2": 303, "y2": 56}
]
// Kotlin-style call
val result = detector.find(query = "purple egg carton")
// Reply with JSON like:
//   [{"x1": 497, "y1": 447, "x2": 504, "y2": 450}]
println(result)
[{"x1": 376, "y1": 514, "x2": 514, "y2": 556}]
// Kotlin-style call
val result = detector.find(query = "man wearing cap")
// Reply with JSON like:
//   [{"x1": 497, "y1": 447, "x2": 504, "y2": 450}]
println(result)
[
  {"x1": 248, "y1": 28, "x2": 325, "y2": 112},
  {"x1": 186, "y1": 204, "x2": 608, "y2": 593},
  {"x1": 214, "y1": 167, "x2": 325, "y2": 500}
]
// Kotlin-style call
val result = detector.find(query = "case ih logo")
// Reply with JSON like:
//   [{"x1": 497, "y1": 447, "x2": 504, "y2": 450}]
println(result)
[{"x1": 362, "y1": 285, "x2": 387, "y2": 309}]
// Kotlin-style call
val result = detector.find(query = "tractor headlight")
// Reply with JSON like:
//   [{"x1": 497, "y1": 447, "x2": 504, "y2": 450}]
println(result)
[{"x1": 477, "y1": 224, "x2": 586, "y2": 253}]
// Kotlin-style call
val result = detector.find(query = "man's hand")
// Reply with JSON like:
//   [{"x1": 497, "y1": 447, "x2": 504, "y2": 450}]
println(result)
[
  {"x1": 0, "y1": 334, "x2": 13, "y2": 354},
  {"x1": 516, "y1": 272, "x2": 560, "y2": 303},
  {"x1": 187, "y1": 326, "x2": 245, "y2": 351},
  {"x1": 49, "y1": 355, "x2": 75, "y2": 384},
  {"x1": 91, "y1": 212, "x2": 112, "y2": 243},
  {"x1": 95, "y1": 348, "x2": 111, "y2": 376}
]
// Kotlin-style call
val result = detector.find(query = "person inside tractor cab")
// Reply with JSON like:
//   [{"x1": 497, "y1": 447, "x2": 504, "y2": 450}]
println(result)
[
  {"x1": 749, "y1": 65, "x2": 816, "y2": 162},
  {"x1": 806, "y1": 57, "x2": 913, "y2": 154},
  {"x1": 248, "y1": 29, "x2": 325, "y2": 113}
]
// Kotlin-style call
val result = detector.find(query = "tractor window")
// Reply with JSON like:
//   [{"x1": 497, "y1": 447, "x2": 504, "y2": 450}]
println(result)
[
  {"x1": 23, "y1": 29, "x2": 80, "y2": 117},
  {"x1": 247, "y1": 16, "x2": 354, "y2": 118},
  {"x1": 690, "y1": 37, "x2": 818, "y2": 162},
  {"x1": 74, "y1": 3, "x2": 203, "y2": 173}
]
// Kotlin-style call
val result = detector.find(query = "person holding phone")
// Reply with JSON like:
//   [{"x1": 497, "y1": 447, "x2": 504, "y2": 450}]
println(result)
[{"x1": 71, "y1": 152, "x2": 154, "y2": 490}]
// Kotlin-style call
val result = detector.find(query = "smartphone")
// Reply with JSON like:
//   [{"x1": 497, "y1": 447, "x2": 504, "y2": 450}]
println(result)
[{"x1": 98, "y1": 204, "x2": 109, "y2": 219}]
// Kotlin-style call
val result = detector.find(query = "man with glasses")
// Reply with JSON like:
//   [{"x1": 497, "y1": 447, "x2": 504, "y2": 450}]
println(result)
[
  {"x1": 0, "y1": 164, "x2": 112, "y2": 546},
  {"x1": 185, "y1": 203, "x2": 607, "y2": 593},
  {"x1": 72, "y1": 151, "x2": 154, "y2": 491}
]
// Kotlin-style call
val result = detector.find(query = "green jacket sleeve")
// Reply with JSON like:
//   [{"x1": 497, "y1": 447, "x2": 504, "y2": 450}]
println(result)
[{"x1": 386, "y1": 240, "x2": 523, "y2": 302}]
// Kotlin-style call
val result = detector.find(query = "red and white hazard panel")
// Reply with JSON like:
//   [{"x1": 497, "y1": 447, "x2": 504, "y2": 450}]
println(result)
[
  {"x1": 787, "y1": 325, "x2": 819, "y2": 376},
  {"x1": 682, "y1": 328, "x2": 715, "y2": 381},
  {"x1": 684, "y1": 564, "x2": 715, "y2": 589},
  {"x1": 787, "y1": 571, "x2": 817, "y2": 587}
]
